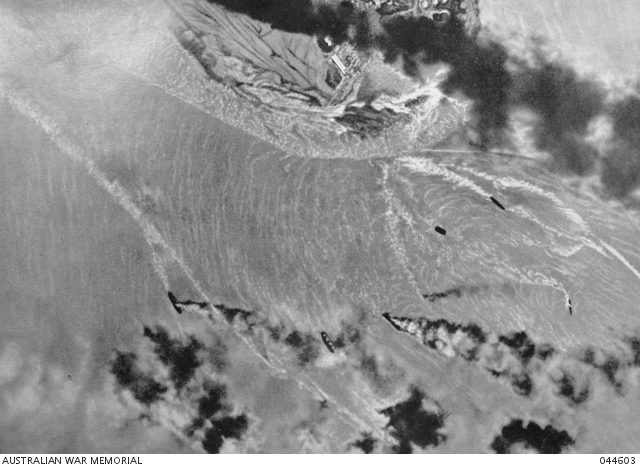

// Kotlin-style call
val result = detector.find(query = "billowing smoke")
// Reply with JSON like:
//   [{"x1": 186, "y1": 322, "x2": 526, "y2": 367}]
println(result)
[
  {"x1": 378, "y1": 16, "x2": 512, "y2": 147},
  {"x1": 206, "y1": 0, "x2": 640, "y2": 198},
  {"x1": 602, "y1": 97, "x2": 640, "y2": 197},
  {"x1": 206, "y1": 0, "x2": 370, "y2": 43},
  {"x1": 509, "y1": 61, "x2": 605, "y2": 175}
]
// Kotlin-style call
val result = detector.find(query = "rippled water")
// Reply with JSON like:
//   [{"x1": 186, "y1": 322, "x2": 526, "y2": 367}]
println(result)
[{"x1": 1, "y1": 0, "x2": 639, "y2": 453}]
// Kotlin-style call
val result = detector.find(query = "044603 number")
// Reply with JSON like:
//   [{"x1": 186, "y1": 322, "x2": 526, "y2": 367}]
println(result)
[{"x1": 600, "y1": 457, "x2": 636, "y2": 464}]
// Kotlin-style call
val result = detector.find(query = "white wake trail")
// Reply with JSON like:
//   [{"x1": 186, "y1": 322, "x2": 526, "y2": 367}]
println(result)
[
  {"x1": 0, "y1": 79, "x2": 281, "y2": 372},
  {"x1": 1, "y1": 79, "x2": 378, "y2": 435}
]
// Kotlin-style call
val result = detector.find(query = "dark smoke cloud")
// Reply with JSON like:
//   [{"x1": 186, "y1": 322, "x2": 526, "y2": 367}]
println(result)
[
  {"x1": 509, "y1": 62, "x2": 605, "y2": 175},
  {"x1": 111, "y1": 351, "x2": 167, "y2": 404},
  {"x1": 143, "y1": 326, "x2": 203, "y2": 390},
  {"x1": 380, "y1": 16, "x2": 512, "y2": 146},
  {"x1": 284, "y1": 330, "x2": 320, "y2": 366},
  {"x1": 379, "y1": 386, "x2": 447, "y2": 453},
  {"x1": 602, "y1": 97, "x2": 640, "y2": 197},
  {"x1": 490, "y1": 419, "x2": 574, "y2": 454},
  {"x1": 206, "y1": 1, "x2": 509, "y2": 144},
  {"x1": 207, "y1": 0, "x2": 369, "y2": 44},
  {"x1": 350, "y1": 432, "x2": 377, "y2": 453},
  {"x1": 206, "y1": 0, "x2": 640, "y2": 198}
]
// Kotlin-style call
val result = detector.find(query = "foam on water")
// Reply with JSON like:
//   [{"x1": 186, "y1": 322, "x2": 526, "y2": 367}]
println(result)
[
  {"x1": 398, "y1": 156, "x2": 492, "y2": 198},
  {"x1": 602, "y1": 241, "x2": 640, "y2": 282},
  {"x1": 380, "y1": 163, "x2": 425, "y2": 297},
  {"x1": 0, "y1": 79, "x2": 281, "y2": 373},
  {"x1": 453, "y1": 163, "x2": 640, "y2": 282},
  {"x1": 452, "y1": 165, "x2": 590, "y2": 232}
]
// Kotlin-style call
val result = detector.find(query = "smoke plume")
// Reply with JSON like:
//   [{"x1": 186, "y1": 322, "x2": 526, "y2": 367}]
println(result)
[{"x1": 206, "y1": 0, "x2": 640, "y2": 198}]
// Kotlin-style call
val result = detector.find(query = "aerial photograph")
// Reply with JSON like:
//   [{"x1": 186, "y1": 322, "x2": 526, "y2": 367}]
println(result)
[{"x1": 1, "y1": 0, "x2": 640, "y2": 455}]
